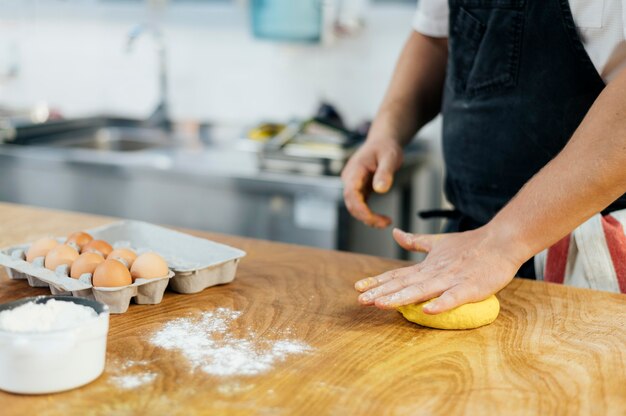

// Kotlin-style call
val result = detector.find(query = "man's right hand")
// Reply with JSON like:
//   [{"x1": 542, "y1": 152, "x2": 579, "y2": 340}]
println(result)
[
  {"x1": 341, "y1": 31, "x2": 446, "y2": 228},
  {"x1": 341, "y1": 138, "x2": 404, "y2": 228}
]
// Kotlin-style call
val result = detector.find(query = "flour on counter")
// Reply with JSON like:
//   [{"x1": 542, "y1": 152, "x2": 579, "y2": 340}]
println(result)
[
  {"x1": 111, "y1": 372, "x2": 157, "y2": 390},
  {"x1": 150, "y1": 307, "x2": 312, "y2": 377},
  {"x1": 216, "y1": 381, "x2": 255, "y2": 396},
  {"x1": 107, "y1": 359, "x2": 158, "y2": 390},
  {"x1": 0, "y1": 299, "x2": 97, "y2": 332},
  {"x1": 119, "y1": 360, "x2": 151, "y2": 370}
]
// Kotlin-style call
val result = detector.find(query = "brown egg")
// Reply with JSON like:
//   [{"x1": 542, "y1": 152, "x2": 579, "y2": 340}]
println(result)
[
  {"x1": 70, "y1": 252, "x2": 105, "y2": 279},
  {"x1": 44, "y1": 244, "x2": 80, "y2": 270},
  {"x1": 82, "y1": 240, "x2": 113, "y2": 257},
  {"x1": 92, "y1": 259, "x2": 132, "y2": 287},
  {"x1": 108, "y1": 248, "x2": 137, "y2": 268},
  {"x1": 65, "y1": 231, "x2": 94, "y2": 250},
  {"x1": 130, "y1": 252, "x2": 169, "y2": 281},
  {"x1": 26, "y1": 238, "x2": 59, "y2": 262}
]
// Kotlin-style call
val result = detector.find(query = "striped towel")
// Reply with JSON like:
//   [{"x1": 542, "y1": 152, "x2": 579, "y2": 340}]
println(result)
[{"x1": 535, "y1": 209, "x2": 626, "y2": 293}]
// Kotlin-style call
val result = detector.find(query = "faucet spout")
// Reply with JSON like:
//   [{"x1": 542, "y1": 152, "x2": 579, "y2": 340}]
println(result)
[{"x1": 125, "y1": 23, "x2": 170, "y2": 129}]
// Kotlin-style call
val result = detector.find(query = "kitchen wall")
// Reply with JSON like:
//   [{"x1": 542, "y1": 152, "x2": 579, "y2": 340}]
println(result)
[
  {"x1": 0, "y1": 0, "x2": 446, "y2": 259},
  {"x1": 0, "y1": 0, "x2": 421, "y2": 129}
]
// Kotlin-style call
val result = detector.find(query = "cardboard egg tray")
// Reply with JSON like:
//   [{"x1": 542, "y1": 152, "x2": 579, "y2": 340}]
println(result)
[{"x1": 0, "y1": 221, "x2": 246, "y2": 313}]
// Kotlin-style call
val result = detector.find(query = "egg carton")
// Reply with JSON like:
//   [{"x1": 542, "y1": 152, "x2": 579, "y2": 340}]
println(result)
[
  {"x1": 2, "y1": 249, "x2": 173, "y2": 314},
  {"x1": 0, "y1": 221, "x2": 246, "y2": 313}
]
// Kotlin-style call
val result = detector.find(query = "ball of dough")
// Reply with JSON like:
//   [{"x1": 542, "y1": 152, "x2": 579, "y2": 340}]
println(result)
[{"x1": 397, "y1": 295, "x2": 500, "y2": 330}]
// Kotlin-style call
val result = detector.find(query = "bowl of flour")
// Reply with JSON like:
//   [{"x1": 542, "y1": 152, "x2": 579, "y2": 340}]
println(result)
[{"x1": 0, "y1": 295, "x2": 109, "y2": 394}]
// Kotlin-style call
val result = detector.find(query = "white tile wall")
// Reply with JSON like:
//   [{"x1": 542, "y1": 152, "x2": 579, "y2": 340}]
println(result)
[{"x1": 0, "y1": 1, "x2": 417, "y2": 127}]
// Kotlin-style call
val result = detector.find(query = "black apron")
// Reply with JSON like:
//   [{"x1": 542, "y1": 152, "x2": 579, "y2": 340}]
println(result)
[{"x1": 439, "y1": 0, "x2": 626, "y2": 278}]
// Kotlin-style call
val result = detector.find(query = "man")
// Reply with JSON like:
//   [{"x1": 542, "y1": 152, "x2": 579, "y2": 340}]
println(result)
[{"x1": 342, "y1": 1, "x2": 626, "y2": 314}]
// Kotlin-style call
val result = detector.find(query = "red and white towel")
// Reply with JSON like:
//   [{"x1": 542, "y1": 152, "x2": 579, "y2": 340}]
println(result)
[{"x1": 535, "y1": 209, "x2": 626, "y2": 293}]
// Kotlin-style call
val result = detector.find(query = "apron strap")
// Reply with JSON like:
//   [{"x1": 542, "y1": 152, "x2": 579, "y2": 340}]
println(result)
[{"x1": 417, "y1": 209, "x2": 461, "y2": 220}]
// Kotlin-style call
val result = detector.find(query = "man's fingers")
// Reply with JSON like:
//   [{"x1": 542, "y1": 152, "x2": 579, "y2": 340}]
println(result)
[
  {"x1": 341, "y1": 162, "x2": 367, "y2": 188},
  {"x1": 355, "y1": 265, "x2": 416, "y2": 294},
  {"x1": 357, "y1": 280, "x2": 404, "y2": 305},
  {"x1": 342, "y1": 166, "x2": 378, "y2": 226},
  {"x1": 422, "y1": 285, "x2": 482, "y2": 314},
  {"x1": 357, "y1": 266, "x2": 426, "y2": 305},
  {"x1": 374, "y1": 276, "x2": 451, "y2": 309},
  {"x1": 344, "y1": 188, "x2": 391, "y2": 228},
  {"x1": 372, "y1": 165, "x2": 393, "y2": 194},
  {"x1": 344, "y1": 187, "x2": 374, "y2": 221},
  {"x1": 392, "y1": 228, "x2": 443, "y2": 253},
  {"x1": 341, "y1": 152, "x2": 399, "y2": 228},
  {"x1": 372, "y1": 152, "x2": 401, "y2": 194},
  {"x1": 342, "y1": 165, "x2": 391, "y2": 228}
]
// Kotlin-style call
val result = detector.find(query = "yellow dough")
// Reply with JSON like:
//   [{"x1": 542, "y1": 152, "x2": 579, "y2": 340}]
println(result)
[{"x1": 397, "y1": 295, "x2": 500, "y2": 330}]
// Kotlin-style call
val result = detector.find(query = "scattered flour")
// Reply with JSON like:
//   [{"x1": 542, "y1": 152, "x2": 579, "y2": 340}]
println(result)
[
  {"x1": 109, "y1": 360, "x2": 158, "y2": 390},
  {"x1": 111, "y1": 372, "x2": 157, "y2": 390},
  {"x1": 150, "y1": 307, "x2": 312, "y2": 377},
  {"x1": 120, "y1": 360, "x2": 151, "y2": 371},
  {"x1": 0, "y1": 299, "x2": 97, "y2": 332},
  {"x1": 217, "y1": 381, "x2": 255, "y2": 396}
]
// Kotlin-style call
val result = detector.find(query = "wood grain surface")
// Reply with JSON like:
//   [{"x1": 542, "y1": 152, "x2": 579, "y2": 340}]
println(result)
[{"x1": 0, "y1": 202, "x2": 625, "y2": 416}]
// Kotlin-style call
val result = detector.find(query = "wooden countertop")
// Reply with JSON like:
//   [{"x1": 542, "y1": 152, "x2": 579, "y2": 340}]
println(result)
[{"x1": 0, "y1": 202, "x2": 624, "y2": 415}]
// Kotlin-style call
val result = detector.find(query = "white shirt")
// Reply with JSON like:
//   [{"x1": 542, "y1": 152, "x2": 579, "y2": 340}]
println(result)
[{"x1": 413, "y1": 0, "x2": 626, "y2": 82}]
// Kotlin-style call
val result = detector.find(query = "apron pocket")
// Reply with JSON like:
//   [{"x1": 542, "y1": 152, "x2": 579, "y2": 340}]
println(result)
[
  {"x1": 449, "y1": 7, "x2": 486, "y2": 94},
  {"x1": 449, "y1": 0, "x2": 525, "y2": 97}
]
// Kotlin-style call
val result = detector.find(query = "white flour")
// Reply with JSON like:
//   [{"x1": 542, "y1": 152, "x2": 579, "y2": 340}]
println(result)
[
  {"x1": 150, "y1": 308, "x2": 312, "y2": 377},
  {"x1": 111, "y1": 372, "x2": 157, "y2": 390},
  {"x1": 0, "y1": 299, "x2": 97, "y2": 332},
  {"x1": 108, "y1": 360, "x2": 158, "y2": 390}
]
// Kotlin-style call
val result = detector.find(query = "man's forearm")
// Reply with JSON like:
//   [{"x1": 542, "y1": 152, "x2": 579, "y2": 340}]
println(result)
[
  {"x1": 369, "y1": 31, "x2": 448, "y2": 147},
  {"x1": 488, "y1": 68, "x2": 626, "y2": 262}
]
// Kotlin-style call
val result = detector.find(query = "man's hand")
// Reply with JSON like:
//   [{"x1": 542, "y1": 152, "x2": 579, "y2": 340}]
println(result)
[
  {"x1": 340, "y1": 31, "x2": 447, "y2": 229},
  {"x1": 354, "y1": 227, "x2": 526, "y2": 314},
  {"x1": 341, "y1": 139, "x2": 404, "y2": 228}
]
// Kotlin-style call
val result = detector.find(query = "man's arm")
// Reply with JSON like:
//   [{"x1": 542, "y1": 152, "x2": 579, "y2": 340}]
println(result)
[
  {"x1": 372, "y1": 31, "x2": 448, "y2": 147},
  {"x1": 341, "y1": 31, "x2": 447, "y2": 228},
  {"x1": 355, "y1": 67, "x2": 626, "y2": 313},
  {"x1": 488, "y1": 68, "x2": 626, "y2": 262}
]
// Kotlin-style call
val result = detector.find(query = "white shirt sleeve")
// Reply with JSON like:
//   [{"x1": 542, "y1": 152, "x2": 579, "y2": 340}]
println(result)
[{"x1": 412, "y1": 0, "x2": 450, "y2": 38}]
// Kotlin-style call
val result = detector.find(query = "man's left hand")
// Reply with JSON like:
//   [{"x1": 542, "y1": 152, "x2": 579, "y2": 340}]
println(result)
[{"x1": 354, "y1": 227, "x2": 526, "y2": 314}]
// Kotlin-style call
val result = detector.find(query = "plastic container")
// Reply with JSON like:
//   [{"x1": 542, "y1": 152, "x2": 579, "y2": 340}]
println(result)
[
  {"x1": 251, "y1": 0, "x2": 323, "y2": 42},
  {"x1": 0, "y1": 220, "x2": 246, "y2": 313},
  {"x1": 0, "y1": 296, "x2": 109, "y2": 394}
]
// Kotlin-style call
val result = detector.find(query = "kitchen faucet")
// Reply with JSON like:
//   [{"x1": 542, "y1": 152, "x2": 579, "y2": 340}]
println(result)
[{"x1": 126, "y1": 23, "x2": 170, "y2": 129}]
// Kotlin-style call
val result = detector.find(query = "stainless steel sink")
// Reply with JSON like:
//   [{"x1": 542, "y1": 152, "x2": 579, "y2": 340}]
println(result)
[
  {"x1": 2, "y1": 117, "x2": 170, "y2": 152},
  {"x1": 0, "y1": 115, "x2": 431, "y2": 259},
  {"x1": 49, "y1": 127, "x2": 169, "y2": 152}
]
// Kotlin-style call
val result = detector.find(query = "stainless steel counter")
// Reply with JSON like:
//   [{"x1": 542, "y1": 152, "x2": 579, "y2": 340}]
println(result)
[{"x1": 0, "y1": 127, "x2": 431, "y2": 259}]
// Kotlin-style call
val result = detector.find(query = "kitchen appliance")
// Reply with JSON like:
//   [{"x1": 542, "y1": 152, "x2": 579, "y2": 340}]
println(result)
[{"x1": 258, "y1": 116, "x2": 363, "y2": 176}]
